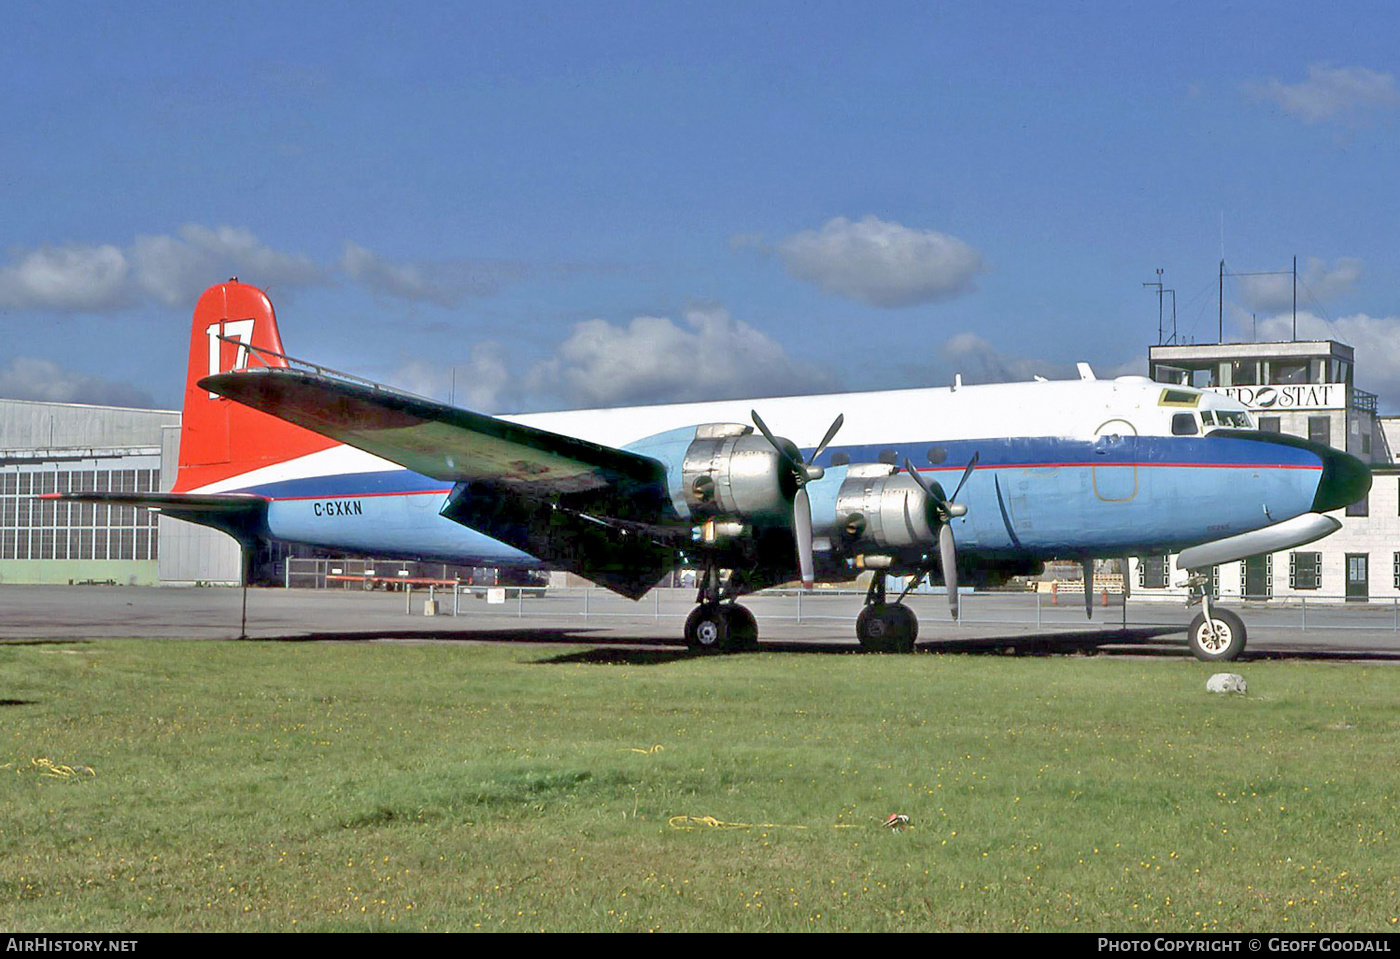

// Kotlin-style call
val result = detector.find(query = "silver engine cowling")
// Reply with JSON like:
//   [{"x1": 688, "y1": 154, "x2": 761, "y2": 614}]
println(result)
[
  {"x1": 681, "y1": 423, "x2": 798, "y2": 523},
  {"x1": 831, "y1": 463, "x2": 941, "y2": 549}
]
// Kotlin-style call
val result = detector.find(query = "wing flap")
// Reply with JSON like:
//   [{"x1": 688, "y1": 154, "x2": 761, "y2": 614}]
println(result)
[{"x1": 441, "y1": 481, "x2": 679, "y2": 599}]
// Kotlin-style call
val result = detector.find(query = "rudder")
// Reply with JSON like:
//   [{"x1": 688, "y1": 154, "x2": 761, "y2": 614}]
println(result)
[{"x1": 173, "y1": 280, "x2": 337, "y2": 492}]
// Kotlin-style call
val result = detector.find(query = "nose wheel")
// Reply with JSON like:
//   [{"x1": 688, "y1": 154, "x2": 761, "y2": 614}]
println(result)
[
  {"x1": 1187, "y1": 608, "x2": 1246, "y2": 661},
  {"x1": 1185, "y1": 572, "x2": 1246, "y2": 661}
]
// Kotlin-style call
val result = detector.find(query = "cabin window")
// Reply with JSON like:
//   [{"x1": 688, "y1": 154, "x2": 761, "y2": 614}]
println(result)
[
  {"x1": 878, "y1": 449, "x2": 898, "y2": 465},
  {"x1": 830, "y1": 452, "x2": 849, "y2": 467},
  {"x1": 1289, "y1": 551, "x2": 1322, "y2": 590},
  {"x1": 926, "y1": 447, "x2": 947, "y2": 464},
  {"x1": 1171, "y1": 412, "x2": 1199, "y2": 436}
]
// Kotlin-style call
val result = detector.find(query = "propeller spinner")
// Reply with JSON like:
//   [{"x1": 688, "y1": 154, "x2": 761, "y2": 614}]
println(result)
[
  {"x1": 751, "y1": 410, "x2": 844, "y2": 589},
  {"x1": 904, "y1": 452, "x2": 979, "y2": 619}
]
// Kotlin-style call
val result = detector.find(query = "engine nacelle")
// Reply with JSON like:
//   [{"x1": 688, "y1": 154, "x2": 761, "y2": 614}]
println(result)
[
  {"x1": 681, "y1": 423, "x2": 798, "y2": 523},
  {"x1": 828, "y1": 463, "x2": 942, "y2": 550}
]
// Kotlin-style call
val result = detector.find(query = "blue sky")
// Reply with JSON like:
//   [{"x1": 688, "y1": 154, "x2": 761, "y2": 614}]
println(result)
[{"x1": 4, "y1": 2, "x2": 1400, "y2": 412}]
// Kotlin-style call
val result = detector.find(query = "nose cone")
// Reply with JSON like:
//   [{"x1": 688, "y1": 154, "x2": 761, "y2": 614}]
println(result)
[{"x1": 1313, "y1": 445, "x2": 1372, "y2": 513}]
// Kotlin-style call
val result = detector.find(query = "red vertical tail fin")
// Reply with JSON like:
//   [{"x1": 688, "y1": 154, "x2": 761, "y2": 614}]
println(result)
[{"x1": 173, "y1": 281, "x2": 337, "y2": 492}]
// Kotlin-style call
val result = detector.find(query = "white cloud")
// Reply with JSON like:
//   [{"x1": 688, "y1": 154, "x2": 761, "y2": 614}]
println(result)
[
  {"x1": 939, "y1": 332, "x2": 1065, "y2": 384},
  {"x1": 1254, "y1": 310, "x2": 1400, "y2": 409},
  {"x1": 0, "y1": 226, "x2": 326, "y2": 313},
  {"x1": 0, "y1": 357, "x2": 155, "y2": 408},
  {"x1": 388, "y1": 341, "x2": 515, "y2": 412},
  {"x1": 1236, "y1": 257, "x2": 1362, "y2": 313},
  {"x1": 530, "y1": 306, "x2": 837, "y2": 407},
  {"x1": 0, "y1": 244, "x2": 132, "y2": 312},
  {"x1": 340, "y1": 241, "x2": 529, "y2": 307},
  {"x1": 773, "y1": 215, "x2": 983, "y2": 308},
  {"x1": 1247, "y1": 64, "x2": 1400, "y2": 125},
  {"x1": 131, "y1": 225, "x2": 325, "y2": 307}
]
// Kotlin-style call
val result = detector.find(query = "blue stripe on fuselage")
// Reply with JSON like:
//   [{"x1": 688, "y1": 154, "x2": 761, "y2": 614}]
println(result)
[{"x1": 229, "y1": 432, "x2": 1325, "y2": 564}]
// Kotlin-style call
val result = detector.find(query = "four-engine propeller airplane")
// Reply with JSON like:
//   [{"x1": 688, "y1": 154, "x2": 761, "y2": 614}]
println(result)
[{"x1": 54, "y1": 281, "x2": 1371, "y2": 659}]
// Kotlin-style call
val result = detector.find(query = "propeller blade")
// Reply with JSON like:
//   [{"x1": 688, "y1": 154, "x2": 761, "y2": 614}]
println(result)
[
  {"x1": 794, "y1": 486, "x2": 815, "y2": 589},
  {"x1": 750, "y1": 409, "x2": 805, "y2": 476},
  {"x1": 939, "y1": 523, "x2": 959, "y2": 621},
  {"x1": 809, "y1": 413, "x2": 845, "y2": 464},
  {"x1": 949, "y1": 450, "x2": 980, "y2": 503},
  {"x1": 902, "y1": 458, "x2": 948, "y2": 506}
]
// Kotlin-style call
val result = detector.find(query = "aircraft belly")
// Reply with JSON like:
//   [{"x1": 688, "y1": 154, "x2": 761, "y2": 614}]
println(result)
[{"x1": 265, "y1": 494, "x2": 538, "y2": 566}]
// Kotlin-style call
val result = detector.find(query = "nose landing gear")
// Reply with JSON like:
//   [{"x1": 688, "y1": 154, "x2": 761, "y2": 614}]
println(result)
[{"x1": 1185, "y1": 571, "x2": 1247, "y2": 661}]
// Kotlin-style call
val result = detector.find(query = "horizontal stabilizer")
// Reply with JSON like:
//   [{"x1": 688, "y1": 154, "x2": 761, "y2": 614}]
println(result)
[
  {"x1": 47, "y1": 491, "x2": 265, "y2": 512},
  {"x1": 48, "y1": 490, "x2": 268, "y2": 545}
]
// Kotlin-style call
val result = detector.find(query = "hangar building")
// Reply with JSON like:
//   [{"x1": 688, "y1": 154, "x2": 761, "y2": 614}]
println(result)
[{"x1": 0, "y1": 397, "x2": 240, "y2": 586}]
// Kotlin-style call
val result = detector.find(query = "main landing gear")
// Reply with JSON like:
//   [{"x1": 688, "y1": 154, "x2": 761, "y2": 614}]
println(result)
[
  {"x1": 856, "y1": 571, "x2": 919, "y2": 653},
  {"x1": 684, "y1": 561, "x2": 758, "y2": 653},
  {"x1": 1185, "y1": 572, "x2": 1247, "y2": 661}
]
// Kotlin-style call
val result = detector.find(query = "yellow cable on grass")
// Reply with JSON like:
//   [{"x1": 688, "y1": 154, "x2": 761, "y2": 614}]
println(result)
[
  {"x1": 6, "y1": 758, "x2": 96, "y2": 780},
  {"x1": 668, "y1": 815, "x2": 861, "y2": 831}
]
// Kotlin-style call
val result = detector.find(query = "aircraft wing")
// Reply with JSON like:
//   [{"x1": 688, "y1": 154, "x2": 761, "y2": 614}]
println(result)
[
  {"x1": 200, "y1": 368, "x2": 682, "y2": 597},
  {"x1": 201, "y1": 369, "x2": 666, "y2": 497}
]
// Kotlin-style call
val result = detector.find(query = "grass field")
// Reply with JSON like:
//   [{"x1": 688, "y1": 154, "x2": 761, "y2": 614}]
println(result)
[{"x1": 2, "y1": 639, "x2": 1398, "y2": 932}]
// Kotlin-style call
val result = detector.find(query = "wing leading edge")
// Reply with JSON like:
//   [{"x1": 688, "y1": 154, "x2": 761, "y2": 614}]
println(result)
[{"x1": 200, "y1": 368, "x2": 682, "y2": 597}]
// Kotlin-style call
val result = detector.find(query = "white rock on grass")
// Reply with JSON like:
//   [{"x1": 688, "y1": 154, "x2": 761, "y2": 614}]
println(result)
[{"x1": 1206, "y1": 673, "x2": 1247, "y2": 694}]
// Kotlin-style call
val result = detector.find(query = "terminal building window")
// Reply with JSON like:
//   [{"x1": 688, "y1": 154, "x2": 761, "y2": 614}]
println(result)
[
  {"x1": 1137, "y1": 555, "x2": 1169, "y2": 589},
  {"x1": 1308, "y1": 417, "x2": 1331, "y2": 448},
  {"x1": 1258, "y1": 416, "x2": 1281, "y2": 433},
  {"x1": 1272, "y1": 360, "x2": 1309, "y2": 384},
  {"x1": 1289, "y1": 551, "x2": 1322, "y2": 590},
  {"x1": 1393, "y1": 553, "x2": 1400, "y2": 591},
  {"x1": 1229, "y1": 360, "x2": 1259, "y2": 386}
]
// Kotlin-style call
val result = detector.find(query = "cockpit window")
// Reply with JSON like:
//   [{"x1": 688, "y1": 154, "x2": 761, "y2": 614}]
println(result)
[
  {"x1": 1198, "y1": 409, "x2": 1254, "y2": 431},
  {"x1": 1160, "y1": 389, "x2": 1201, "y2": 408},
  {"x1": 1171, "y1": 412, "x2": 1199, "y2": 436}
]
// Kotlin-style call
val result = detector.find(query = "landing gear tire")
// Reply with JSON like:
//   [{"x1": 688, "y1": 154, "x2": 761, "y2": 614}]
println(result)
[
  {"x1": 857, "y1": 603, "x2": 918, "y2": 653},
  {"x1": 685, "y1": 603, "x2": 758, "y2": 653},
  {"x1": 1187, "y1": 608, "x2": 1246, "y2": 662}
]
